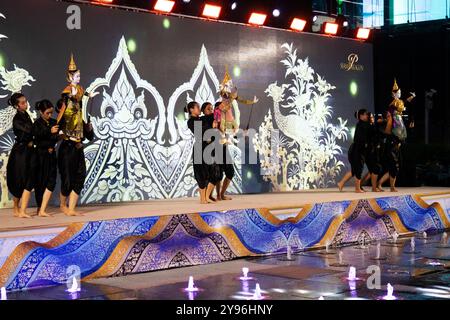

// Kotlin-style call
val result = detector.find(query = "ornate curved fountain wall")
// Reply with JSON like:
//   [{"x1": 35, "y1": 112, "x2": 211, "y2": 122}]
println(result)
[{"x1": 0, "y1": 194, "x2": 448, "y2": 291}]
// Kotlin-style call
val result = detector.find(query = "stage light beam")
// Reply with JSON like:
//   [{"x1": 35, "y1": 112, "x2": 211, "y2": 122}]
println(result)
[
  {"x1": 356, "y1": 28, "x2": 371, "y2": 40},
  {"x1": 324, "y1": 22, "x2": 338, "y2": 35},
  {"x1": 272, "y1": 9, "x2": 280, "y2": 17},
  {"x1": 231, "y1": 2, "x2": 237, "y2": 10},
  {"x1": 290, "y1": 18, "x2": 307, "y2": 32},
  {"x1": 202, "y1": 4, "x2": 221, "y2": 19},
  {"x1": 249, "y1": 13, "x2": 267, "y2": 26},
  {"x1": 154, "y1": 0, "x2": 175, "y2": 13}
]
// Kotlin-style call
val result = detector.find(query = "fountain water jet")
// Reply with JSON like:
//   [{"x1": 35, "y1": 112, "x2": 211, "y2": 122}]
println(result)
[
  {"x1": 1, "y1": 287, "x2": 6, "y2": 301},
  {"x1": 382, "y1": 283, "x2": 397, "y2": 300},
  {"x1": 184, "y1": 276, "x2": 199, "y2": 292}
]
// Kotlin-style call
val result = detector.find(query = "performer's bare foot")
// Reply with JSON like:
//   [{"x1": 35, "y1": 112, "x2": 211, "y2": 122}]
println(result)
[
  {"x1": 209, "y1": 196, "x2": 217, "y2": 202},
  {"x1": 355, "y1": 188, "x2": 365, "y2": 193},
  {"x1": 390, "y1": 187, "x2": 398, "y2": 192},
  {"x1": 60, "y1": 205, "x2": 70, "y2": 215},
  {"x1": 221, "y1": 194, "x2": 232, "y2": 200},
  {"x1": 65, "y1": 210, "x2": 83, "y2": 216},
  {"x1": 38, "y1": 211, "x2": 53, "y2": 218},
  {"x1": 337, "y1": 182, "x2": 344, "y2": 192},
  {"x1": 377, "y1": 185, "x2": 385, "y2": 192},
  {"x1": 372, "y1": 187, "x2": 383, "y2": 192},
  {"x1": 200, "y1": 200, "x2": 208, "y2": 204},
  {"x1": 216, "y1": 195, "x2": 222, "y2": 201},
  {"x1": 13, "y1": 208, "x2": 20, "y2": 217},
  {"x1": 17, "y1": 211, "x2": 32, "y2": 219}
]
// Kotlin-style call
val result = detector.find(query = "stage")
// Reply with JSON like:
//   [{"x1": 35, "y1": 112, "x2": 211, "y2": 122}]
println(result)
[
  {"x1": 0, "y1": 187, "x2": 449, "y2": 291},
  {"x1": 0, "y1": 187, "x2": 449, "y2": 233}
]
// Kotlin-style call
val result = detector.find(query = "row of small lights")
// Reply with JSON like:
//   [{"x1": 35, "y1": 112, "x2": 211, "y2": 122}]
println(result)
[{"x1": 95, "y1": 0, "x2": 371, "y2": 40}]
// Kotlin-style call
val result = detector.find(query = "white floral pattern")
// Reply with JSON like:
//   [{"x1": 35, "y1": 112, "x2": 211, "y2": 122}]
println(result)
[{"x1": 254, "y1": 43, "x2": 349, "y2": 190}]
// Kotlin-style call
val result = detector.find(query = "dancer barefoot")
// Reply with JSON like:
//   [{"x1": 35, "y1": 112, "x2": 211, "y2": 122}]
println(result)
[
  {"x1": 33, "y1": 100, "x2": 59, "y2": 217},
  {"x1": 57, "y1": 54, "x2": 96, "y2": 216},
  {"x1": 186, "y1": 101, "x2": 218, "y2": 204},
  {"x1": 6, "y1": 93, "x2": 34, "y2": 218},
  {"x1": 337, "y1": 109, "x2": 371, "y2": 193}
]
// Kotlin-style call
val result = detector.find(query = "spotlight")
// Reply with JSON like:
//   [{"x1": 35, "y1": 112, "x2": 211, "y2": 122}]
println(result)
[
  {"x1": 154, "y1": 0, "x2": 175, "y2": 13},
  {"x1": 95, "y1": 0, "x2": 113, "y2": 3},
  {"x1": 248, "y1": 13, "x2": 267, "y2": 26},
  {"x1": 312, "y1": 15, "x2": 318, "y2": 22},
  {"x1": 202, "y1": 4, "x2": 221, "y2": 19},
  {"x1": 231, "y1": 2, "x2": 237, "y2": 10},
  {"x1": 324, "y1": 22, "x2": 338, "y2": 35},
  {"x1": 272, "y1": 9, "x2": 280, "y2": 17},
  {"x1": 182, "y1": 0, "x2": 191, "y2": 2},
  {"x1": 356, "y1": 28, "x2": 371, "y2": 40},
  {"x1": 343, "y1": 21, "x2": 349, "y2": 27},
  {"x1": 290, "y1": 18, "x2": 307, "y2": 32}
]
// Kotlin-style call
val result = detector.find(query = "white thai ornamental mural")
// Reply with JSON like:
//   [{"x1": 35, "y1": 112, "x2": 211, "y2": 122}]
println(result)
[
  {"x1": 0, "y1": 11, "x2": 37, "y2": 208},
  {"x1": 254, "y1": 43, "x2": 349, "y2": 191},
  {"x1": 81, "y1": 37, "x2": 242, "y2": 204}
]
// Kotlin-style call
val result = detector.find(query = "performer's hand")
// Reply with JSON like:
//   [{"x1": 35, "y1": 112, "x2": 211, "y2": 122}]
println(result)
[
  {"x1": 212, "y1": 121, "x2": 218, "y2": 128},
  {"x1": 87, "y1": 122, "x2": 93, "y2": 132},
  {"x1": 51, "y1": 125, "x2": 59, "y2": 134},
  {"x1": 410, "y1": 92, "x2": 416, "y2": 98},
  {"x1": 71, "y1": 86, "x2": 77, "y2": 96},
  {"x1": 253, "y1": 96, "x2": 259, "y2": 104},
  {"x1": 89, "y1": 91, "x2": 99, "y2": 98},
  {"x1": 409, "y1": 121, "x2": 415, "y2": 128}
]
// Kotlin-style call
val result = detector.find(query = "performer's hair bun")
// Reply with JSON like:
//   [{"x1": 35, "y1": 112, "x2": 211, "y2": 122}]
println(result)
[
  {"x1": 201, "y1": 102, "x2": 211, "y2": 114},
  {"x1": 35, "y1": 99, "x2": 54, "y2": 112},
  {"x1": 356, "y1": 108, "x2": 368, "y2": 119},
  {"x1": 8, "y1": 92, "x2": 25, "y2": 107},
  {"x1": 214, "y1": 101, "x2": 222, "y2": 109},
  {"x1": 185, "y1": 101, "x2": 198, "y2": 115}
]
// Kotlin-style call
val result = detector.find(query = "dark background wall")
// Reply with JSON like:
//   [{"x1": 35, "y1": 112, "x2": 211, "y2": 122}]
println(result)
[{"x1": 373, "y1": 20, "x2": 450, "y2": 186}]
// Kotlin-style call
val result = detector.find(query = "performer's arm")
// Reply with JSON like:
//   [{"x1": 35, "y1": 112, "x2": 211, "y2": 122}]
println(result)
[
  {"x1": 83, "y1": 121, "x2": 94, "y2": 141},
  {"x1": 13, "y1": 114, "x2": 33, "y2": 142}
]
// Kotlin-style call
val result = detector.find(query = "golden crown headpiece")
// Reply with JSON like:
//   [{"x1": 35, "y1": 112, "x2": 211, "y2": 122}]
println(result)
[
  {"x1": 68, "y1": 53, "x2": 78, "y2": 72},
  {"x1": 392, "y1": 78, "x2": 399, "y2": 92},
  {"x1": 221, "y1": 65, "x2": 232, "y2": 86}
]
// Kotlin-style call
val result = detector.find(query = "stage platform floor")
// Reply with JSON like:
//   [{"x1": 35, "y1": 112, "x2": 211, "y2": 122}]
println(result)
[{"x1": 0, "y1": 186, "x2": 449, "y2": 233}]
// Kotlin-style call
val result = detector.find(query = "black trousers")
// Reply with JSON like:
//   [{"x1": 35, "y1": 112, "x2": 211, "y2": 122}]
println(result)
[
  {"x1": 34, "y1": 148, "x2": 57, "y2": 207},
  {"x1": 7, "y1": 142, "x2": 35, "y2": 198},
  {"x1": 58, "y1": 140, "x2": 87, "y2": 196}
]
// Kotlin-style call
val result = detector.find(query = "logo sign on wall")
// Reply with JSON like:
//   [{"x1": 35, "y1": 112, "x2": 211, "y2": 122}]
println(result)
[{"x1": 340, "y1": 53, "x2": 364, "y2": 71}]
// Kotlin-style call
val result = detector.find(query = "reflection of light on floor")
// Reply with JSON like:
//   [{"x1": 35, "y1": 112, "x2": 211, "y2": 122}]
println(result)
[
  {"x1": 417, "y1": 286, "x2": 450, "y2": 299},
  {"x1": 271, "y1": 288, "x2": 286, "y2": 293},
  {"x1": 295, "y1": 289, "x2": 310, "y2": 294}
]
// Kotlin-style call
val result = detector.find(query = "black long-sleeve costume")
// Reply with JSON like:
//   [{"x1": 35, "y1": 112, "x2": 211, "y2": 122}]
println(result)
[
  {"x1": 187, "y1": 114, "x2": 221, "y2": 189},
  {"x1": 7, "y1": 111, "x2": 35, "y2": 198},
  {"x1": 57, "y1": 118, "x2": 94, "y2": 196},
  {"x1": 379, "y1": 120, "x2": 401, "y2": 178},
  {"x1": 348, "y1": 120, "x2": 372, "y2": 180},
  {"x1": 32, "y1": 117, "x2": 59, "y2": 207},
  {"x1": 365, "y1": 123, "x2": 382, "y2": 176}
]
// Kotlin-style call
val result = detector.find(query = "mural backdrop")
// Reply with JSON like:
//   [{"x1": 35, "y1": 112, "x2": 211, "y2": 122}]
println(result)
[{"x1": 0, "y1": 0, "x2": 374, "y2": 207}]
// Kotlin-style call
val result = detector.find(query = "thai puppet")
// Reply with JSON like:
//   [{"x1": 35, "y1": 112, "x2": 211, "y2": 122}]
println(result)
[
  {"x1": 214, "y1": 67, "x2": 258, "y2": 144},
  {"x1": 388, "y1": 79, "x2": 415, "y2": 141},
  {"x1": 57, "y1": 54, "x2": 98, "y2": 142}
]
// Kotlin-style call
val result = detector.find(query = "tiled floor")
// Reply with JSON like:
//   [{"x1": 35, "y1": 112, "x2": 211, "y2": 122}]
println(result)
[{"x1": 4, "y1": 232, "x2": 450, "y2": 300}]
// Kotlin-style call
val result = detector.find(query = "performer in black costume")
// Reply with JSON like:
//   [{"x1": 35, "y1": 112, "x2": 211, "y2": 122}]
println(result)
[
  {"x1": 186, "y1": 101, "x2": 218, "y2": 204},
  {"x1": 361, "y1": 112, "x2": 383, "y2": 191},
  {"x1": 338, "y1": 109, "x2": 380, "y2": 193},
  {"x1": 377, "y1": 111, "x2": 401, "y2": 192},
  {"x1": 57, "y1": 54, "x2": 97, "y2": 216},
  {"x1": 32, "y1": 100, "x2": 59, "y2": 217},
  {"x1": 6, "y1": 93, "x2": 34, "y2": 218},
  {"x1": 214, "y1": 102, "x2": 234, "y2": 201}
]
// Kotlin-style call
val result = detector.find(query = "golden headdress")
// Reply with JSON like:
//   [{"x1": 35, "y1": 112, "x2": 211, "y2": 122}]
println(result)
[
  {"x1": 392, "y1": 78, "x2": 399, "y2": 92},
  {"x1": 221, "y1": 66, "x2": 232, "y2": 87},
  {"x1": 68, "y1": 54, "x2": 78, "y2": 72}
]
